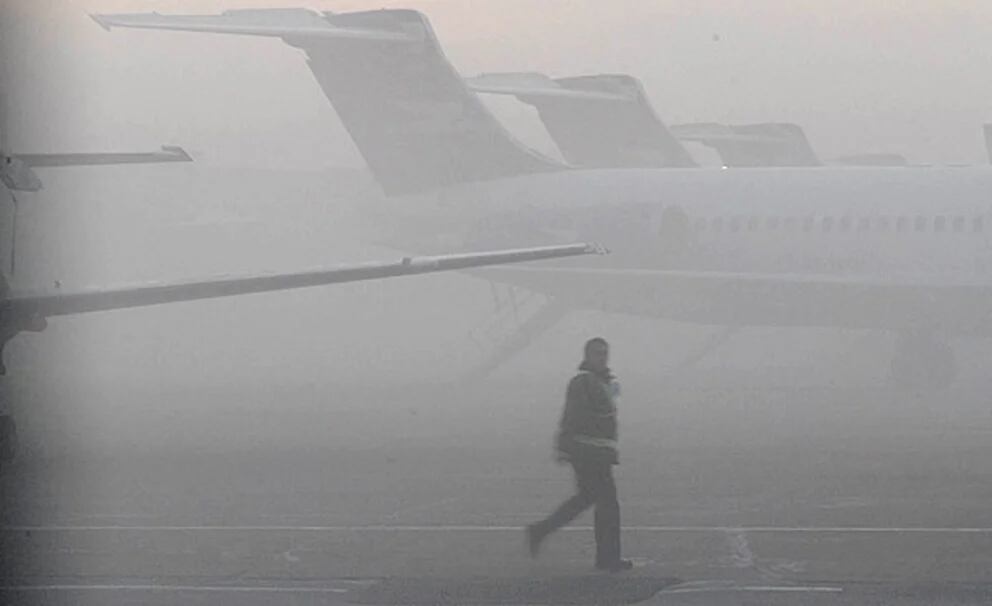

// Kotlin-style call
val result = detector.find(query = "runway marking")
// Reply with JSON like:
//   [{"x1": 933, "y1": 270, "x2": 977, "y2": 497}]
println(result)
[
  {"x1": 0, "y1": 581, "x2": 844, "y2": 595},
  {"x1": 8, "y1": 524, "x2": 992, "y2": 533},
  {"x1": 0, "y1": 584, "x2": 352, "y2": 594},
  {"x1": 382, "y1": 496, "x2": 465, "y2": 521},
  {"x1": 727, "y1": 530, "x2": 755, "y2": 568},
  {"x1": 664, "y1": 585, "x2": 842, "y2": 594}
]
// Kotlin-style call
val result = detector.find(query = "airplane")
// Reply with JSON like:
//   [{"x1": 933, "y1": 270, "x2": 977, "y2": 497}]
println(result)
[
  {"x1": 92, "y1": 8, "x2": 992, "y2": 392},
  {"x1": 465, "y1": 71, "x2": 907, "y2": 169}
]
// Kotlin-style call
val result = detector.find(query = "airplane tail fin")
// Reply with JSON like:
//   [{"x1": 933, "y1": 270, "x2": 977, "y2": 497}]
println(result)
[
  {"x1": 92, "y1": 9, "x2": 564, "y2": 195},
  {"x1": 671, "y1": 122, "x2": 821, "y2": 167},
  {"x1": 468, "y1": 72, "x2": 697, "y2": 168}
]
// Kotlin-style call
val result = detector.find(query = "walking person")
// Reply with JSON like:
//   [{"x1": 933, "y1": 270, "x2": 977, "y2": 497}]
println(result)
[{"x1": 526, "y1": 337, "x2": 632, "y2": 572}]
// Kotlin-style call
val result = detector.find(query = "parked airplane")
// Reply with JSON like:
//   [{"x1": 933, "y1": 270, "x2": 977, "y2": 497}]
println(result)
[
  {"x1": 465, "y1": 71, "x2": 906, "y2": 168},
  {"x1": 93, "y1": 8, "x2": 992, "y2": 391}
]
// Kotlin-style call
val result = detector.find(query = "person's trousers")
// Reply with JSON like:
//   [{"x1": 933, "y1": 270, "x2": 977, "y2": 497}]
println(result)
[{"x1": 533, "y1": 459, "x2": 621, "y2": 566}]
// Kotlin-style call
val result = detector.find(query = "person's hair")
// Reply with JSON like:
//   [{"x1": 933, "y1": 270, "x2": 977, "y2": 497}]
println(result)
[{"x1": 583, "y1": 337, "x2": 608, "y2": 359}]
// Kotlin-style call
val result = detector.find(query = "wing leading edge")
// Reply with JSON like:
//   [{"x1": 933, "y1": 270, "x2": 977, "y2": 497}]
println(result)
[{"x1": 6, "y1": 244, "x2": 605, "y2": 320}]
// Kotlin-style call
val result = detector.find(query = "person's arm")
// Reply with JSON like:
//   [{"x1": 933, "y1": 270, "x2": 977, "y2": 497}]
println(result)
[{"x1": 555, "y1": 375, "x2": 586, "y2": 461}]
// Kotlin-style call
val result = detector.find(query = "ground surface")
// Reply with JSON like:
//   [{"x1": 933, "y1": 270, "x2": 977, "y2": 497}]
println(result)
[{"x1": 3, "y1": 376, "x2": 992, "y2": 604}]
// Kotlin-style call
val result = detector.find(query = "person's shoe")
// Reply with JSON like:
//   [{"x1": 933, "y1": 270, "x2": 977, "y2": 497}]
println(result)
[
  {"x1": 596, "y1": 558, "x2": 634, "y2": 573},
  {"x1": 525, "y1": 524, "x2": 542, "y2": 558}
]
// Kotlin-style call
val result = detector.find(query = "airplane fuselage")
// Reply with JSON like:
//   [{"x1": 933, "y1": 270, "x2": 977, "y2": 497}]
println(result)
[{"x1": 373, "y1": 166, "x2": 992, "y2": 335}]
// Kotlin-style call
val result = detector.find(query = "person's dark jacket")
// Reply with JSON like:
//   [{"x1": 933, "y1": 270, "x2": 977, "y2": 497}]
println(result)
[{"x1": 555, "y1": 361, "x2": 619, "y2": 465}]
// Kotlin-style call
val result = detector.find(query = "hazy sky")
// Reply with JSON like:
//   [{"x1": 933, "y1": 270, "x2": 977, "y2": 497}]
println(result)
[{"x1": 4, "y1": 0, "x2": 992, "y2": 165}]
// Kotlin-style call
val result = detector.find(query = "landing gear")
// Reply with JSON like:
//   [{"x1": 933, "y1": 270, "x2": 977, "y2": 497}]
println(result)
[{"x1": 890, "y1": 330, "x2": 956, "y2": 391}]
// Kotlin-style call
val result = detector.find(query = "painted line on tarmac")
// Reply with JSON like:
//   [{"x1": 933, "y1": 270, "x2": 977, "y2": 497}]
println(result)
[
  {"x1": 0, "y1": 584, "x2": 351, "y2": 594},
  {"x1": 664, "y1": 585, "x2": 843, "y2": 594},
  {"x1": 7, "y1": 525, "x2": 992, "y2": 533}
]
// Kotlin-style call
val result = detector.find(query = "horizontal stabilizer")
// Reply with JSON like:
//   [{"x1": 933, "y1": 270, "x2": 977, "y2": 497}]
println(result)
[
  {"x1": 91, "y1": 9, "x2": 416, "y2": 41},
  {"x1": 472, "y1": 72, "x2": 696, "y2": 168},
  {"x1": 672, "y1": 122, "x2": 821, "y2": 167},
  {"x1": 467, "y1": 73, "x2": 631, "y2": 101}
]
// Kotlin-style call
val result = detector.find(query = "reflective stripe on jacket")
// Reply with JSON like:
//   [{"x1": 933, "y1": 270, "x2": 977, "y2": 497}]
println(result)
[{"x1": 556, "y1": 370, "x2": 619, "y2": 465}]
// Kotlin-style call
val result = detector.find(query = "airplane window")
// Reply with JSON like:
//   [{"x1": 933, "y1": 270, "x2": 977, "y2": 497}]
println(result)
[
  {"x1": 953, "y1": 216, "x2": 965, "y2": 233},
  {"x1": 748, "y1": 216, "x2": 759, "y2": 231},
  {"x1": 877, "y1": 217, "x2": 890, "y2": 232},
  {"x1": 730, "y1": 216, "x2": 742, "y2": 232},
  {"x1": 896, "y1": 216, "x2": 908, "y2": 232},
  {"x1": 858, "y1": 217, "x2": 871, "y2": 231},
  {"x1": 840, "y1": 216, "x2": 852, "y2": 231},
  {"x1": 915, "y1": 216, "x2": 927, "y2": 232},
  {"x1": 822, "y1": 217, "x2": 834, "y2": 232},
  {"x1": 934, "y1": 216, "x2": 946, "y2": 232},
  {"x1": 767, "y1": 217, "x2": 780, "y2": 230},
  {"x1": 803, "y1": 216, "x2": 814, "y2": 232},
  {"x1": 974, "y1": 216, "x2": 985, "y2": 233}
]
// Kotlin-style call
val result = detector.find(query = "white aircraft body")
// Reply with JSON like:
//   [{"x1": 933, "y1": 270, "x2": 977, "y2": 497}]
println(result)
[{"x1": 93, "y1": 8, "x2": 992, "y2": 389}]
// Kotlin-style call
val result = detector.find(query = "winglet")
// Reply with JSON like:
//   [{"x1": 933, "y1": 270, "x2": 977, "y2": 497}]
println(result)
[
  {"x1": 160, "y1": 145, "x2": 192, "y2": 162},
  {"x1": 89, "y1": 13, "x2": 115, "y2": 31}
]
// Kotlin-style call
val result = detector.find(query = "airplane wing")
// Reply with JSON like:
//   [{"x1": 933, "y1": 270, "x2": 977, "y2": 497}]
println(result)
[
  {"x1": 472, "y1": 265, "x2": 992, "y2": 334},
  {"x1": 3, "y1": 146, "x2": 191, "y2": 192},
  {"x1": 6, "y1": 244, "x2": 604, "y2": 320},
  {"x1": 16, "y1": 146, "x2": 191, "y2": 168}
]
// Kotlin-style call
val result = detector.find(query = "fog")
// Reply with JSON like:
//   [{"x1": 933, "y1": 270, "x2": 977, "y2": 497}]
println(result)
[
  {"x1": 2, "y1": 0, "x2": 991, "y2": 469},
  {"x1": 4, "y1": 1, "x2": 992, "y2": 602}
]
